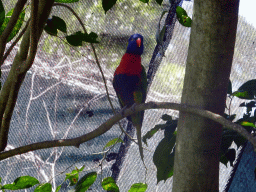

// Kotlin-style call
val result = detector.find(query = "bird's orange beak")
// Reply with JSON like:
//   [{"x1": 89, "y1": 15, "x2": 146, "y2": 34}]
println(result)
[{"x1": 136, "y1": 38, "x2": 141, "y2": 47}]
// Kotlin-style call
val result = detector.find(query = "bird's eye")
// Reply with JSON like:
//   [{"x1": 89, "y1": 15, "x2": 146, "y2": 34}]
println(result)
[{"x1": 131, "y1": 38, "x2": 134, "y2": 41}]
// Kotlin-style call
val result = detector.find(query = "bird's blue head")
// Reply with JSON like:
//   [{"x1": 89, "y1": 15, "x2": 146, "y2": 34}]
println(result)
[{"x1": 126, "y1": 34, "x2": 144, "y2": 55}]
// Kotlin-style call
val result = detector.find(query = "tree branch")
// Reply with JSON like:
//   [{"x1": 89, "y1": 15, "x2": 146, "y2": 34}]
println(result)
[
  {"x1": 0, "y1": 0, "x2": 55, "y2": 151},
  {"x1": 0, "y1": 0, "x2": 28, "y2": 63},
  {"x1": 0, "y1": 102, "x2": 254, "y2": 161}
]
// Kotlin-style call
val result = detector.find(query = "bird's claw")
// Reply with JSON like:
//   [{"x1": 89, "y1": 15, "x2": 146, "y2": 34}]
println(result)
[
  {"x1": 120, "y1": 106, "x2": 128, "y2": 117},
  {"x1": 131, "y1": 103, "x2": 137, "y2": 112}
]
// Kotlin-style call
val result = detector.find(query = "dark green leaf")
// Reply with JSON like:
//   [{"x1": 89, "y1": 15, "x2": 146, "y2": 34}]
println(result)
[
  {"x1": 51, "y1": 16, "x2": 67, "y2": 33},
  {"x1": 0, "y1": 0, "x2": 5, "y2": 28},
  {"x1": 227, "y1": 80, "x2": 232, "y2": 95},
  {"x1": 239, "y1": 101, "x2": 256, "y2": 108},
  {"x1": 156, "y1": 11, "x2": 168, "y2": 44},
  {"x1": 83, "y1": 32, "x2": 100, "y2": 43},
  {"x1": 220, "y1": 154, "x2": 229, "y2": 167},
  {"x1": 161, "y1": 114, "x2": 172, "y2": 121},
  {"x1": 44, "y1": 19, "x2": 57, "y2": 36},
  {"x1": 34, "y1": 183, "x2": 52, "y2": 192},
  {"x1": 155, "y1": 0, "x2": 163, "y2": 5},
  {"x1": 75, "y1": 172, "x2": 97, "y2": 192},
  {"x1": 66, "y1": 31, "x2": 99, "y2": 46},
  {"x1": 234, "y1": 135, "x2": 247, "y2": 148},
  {"x1": 142, "y1": 124, "x2": 165, "y2": 146},
  {"x1": 225, "y1": 148, "x2": 236, "y2": 167},
  {"x1": 254, "y1": 167, "x2": 256, "y2": 180},
  {"x1": 102, "y1": 0, "x2": 117, "y2": 14},
  {"x1": 153, "y1": 134, "x2": 176, "y2": 183},
  {"x1": 66, "y1": 31, "x2": 83, "y2": 46},
  {"x1": 128, "y1": 183, "x2": 147, "y2": 192},
  {"x1": 44, "y1": 16, "x2": 67, "y2": 36},
  {"x1": 220, "y1": 128, "x2": 236, "y2": 155},
  {"x1": 2, "y1": 176, "x2": 39, "y2": 190},
  {"x1": 54, "y1": 0, "x2": 79, "y2": 2}
]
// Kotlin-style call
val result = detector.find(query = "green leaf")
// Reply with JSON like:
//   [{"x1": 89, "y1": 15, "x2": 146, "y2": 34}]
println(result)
[
  {"x1": 66, "y1": 31, "x2": 83, "y2": 46},
  {"x1": 142, "y1": 124, "x2": 165, "y2": 146},
  {"x1": 225, "y1": 148, "x2": 236, "y2": 167},
  {"x1": 176, "y1": 6, "x2": 192, "y2": 27},
  {"x1": 227, "y1": 80, "x2": 232, "y2": 95},
  {"x1": 156, "y1": 11, "x2": 168, "y2": 44},
  {"x1": 155, "y1": 0, "x2": 163, "y2": 5},
  {"x1": 233, "y1": 79, "x2": 256, "y2": 99},
  {"x1": 0, "y1": 8, "x2": 25, "y2": 42},
  {"x1": 232, "y1": 91, "x2": 250, "y2": 99},
  {"x1": 161, "y1": 114, "x2": 172, "y2": 121},
  {"x1": 220, "y1": 154, "x2": 229, "y2": 167},
  {"x1": 44, "y1": 16, "x2": 67, "y2": 36},
  {"x1": 82, "y1": 32, "x2": 100, "y2": 43},
  {"x1": 65, "y1": 166, "x2": 85, "y2": 186},
  {"x1": 66, "y1": 31, "x2": 99, "y2": 46},
  {"x1": 240, "y1": 121, "x2": 256, "y2": 128},
  {"x1": 51, "y1": 16, "x2": 66, "y2": 33},
  {"x1": 54, "y1": 0, "x2": 79, "y2": 2},
  {"x1": 234, "y1": 135, "x2": 247, "y2": 148},
  {"x1": 55, "y1": 185, "x2": 61, "y2": 192},
  {"x1": 34, "y1": 183, "x2": 52, "y2": 192},
  {"x1": 0, "y1": 0, "x2": 5, "y2": 28},
  {"x1": 220, "y1": 128, "x2": 236, "y2": 155},
  {"x1": 1, "y1": 176, "x2": 39, "y2": 190},
  {"x1": 103, "y1": 138, "x2": 123, "y2": 150},
  {"x1": 75, "y1": 172, "x2": 97, "y2": 192},
  {"x1": 153, "y1": 133, "x2": 176, "y2": 183},
  {"x1": 101, "y1": 177, "x2": 119, "y2": 192},
  {"x1": 128, "y1": 183, "x2": 147, "y2": 192},
  {"x1": 139, "y1": 0, "x2": 149, "y2": 3},
  {"x1": 102, "y1": 0, "x2": 117, "y2": 14}
]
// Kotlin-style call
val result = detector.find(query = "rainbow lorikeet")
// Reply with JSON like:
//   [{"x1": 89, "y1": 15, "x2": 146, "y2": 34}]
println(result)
[{"x1": 113, "y1": 34, "x2": 147, "y2": 165}]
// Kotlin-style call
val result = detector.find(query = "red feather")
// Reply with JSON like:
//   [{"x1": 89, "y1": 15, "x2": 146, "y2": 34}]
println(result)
[{"x1": 114, "y1": 53, "x2": 142, "y2": 76}]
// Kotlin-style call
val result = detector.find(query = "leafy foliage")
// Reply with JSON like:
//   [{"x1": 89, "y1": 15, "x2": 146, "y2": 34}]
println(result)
[
  {"x1": 0, "y1": 8, "x2": 25, "y2": 42},
  {"x1": 1, "y1": 176, "x2": 39, "y2": 190},
  {"x1": 144, "y1": 114, "x2": 177, "y2": 182}
]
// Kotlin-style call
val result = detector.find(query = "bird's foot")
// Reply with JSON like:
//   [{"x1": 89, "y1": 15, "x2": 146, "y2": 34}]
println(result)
[
  {"x1": 131, "y1": 103, "x2": 137, "y2": 112},
  {"x1": 120, "y1": 106, "x2": 128, "y2": 117}
]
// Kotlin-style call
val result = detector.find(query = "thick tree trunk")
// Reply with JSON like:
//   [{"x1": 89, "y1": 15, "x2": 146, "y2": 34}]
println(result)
[{"x1": 173, "y1": 0, "x2": 239, "y2": 191}]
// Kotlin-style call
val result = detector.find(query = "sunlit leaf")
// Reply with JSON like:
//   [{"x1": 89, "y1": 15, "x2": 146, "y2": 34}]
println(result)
[
  {"x1": 101, "y1": 177, "x2": 119, "y2": 192},
  {"x1": 2, "y1": 176, "x2": 39, "y2": 190},
  {"x1": 103, "y1": 138, "x2": 123, "y2": 150},
  {"x1": 128, "y1": 183, "x2": 147, "y2": 192},
  {"x1": 75, "y1": 172, "x2": 97, "y2": 192}
]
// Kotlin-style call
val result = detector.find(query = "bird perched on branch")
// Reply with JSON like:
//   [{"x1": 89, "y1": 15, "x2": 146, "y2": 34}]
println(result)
[{"x1": 113, "y1": 33, "x2": 147, "y2": 166}]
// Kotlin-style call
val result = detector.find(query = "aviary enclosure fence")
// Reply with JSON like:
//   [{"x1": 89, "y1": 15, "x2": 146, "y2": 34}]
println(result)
[{"x1": 0, "y1": 0, "x2": 256, "y2": 191}]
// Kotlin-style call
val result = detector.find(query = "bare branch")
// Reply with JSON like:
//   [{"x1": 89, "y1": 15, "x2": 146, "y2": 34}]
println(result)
[{"x1": 0, "y1": 102, "x2": 255, "y2": 161}]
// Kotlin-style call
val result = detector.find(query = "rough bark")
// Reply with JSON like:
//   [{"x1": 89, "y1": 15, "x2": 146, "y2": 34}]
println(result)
[{"x1": 173, "y1": 0, "x2": 240, "y2": 191}]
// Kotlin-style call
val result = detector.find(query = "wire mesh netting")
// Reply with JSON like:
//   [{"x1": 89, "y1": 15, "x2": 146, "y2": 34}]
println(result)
[{"x1": 0, "y1": 0, "x2": 256, "y2": 191}]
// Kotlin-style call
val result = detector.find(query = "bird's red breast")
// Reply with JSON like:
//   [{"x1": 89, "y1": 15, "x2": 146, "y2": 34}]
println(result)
[{"x1": 114, "y1": 53, "x2": 142, "y2": 76}]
